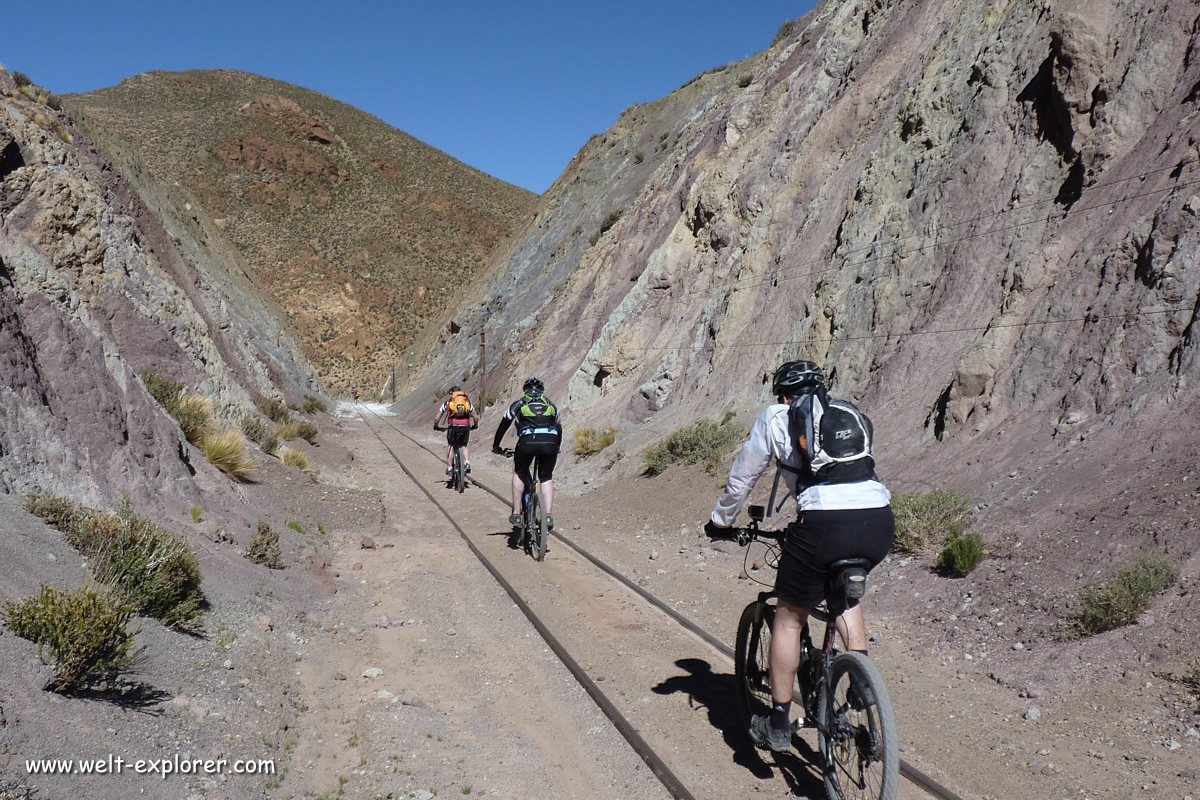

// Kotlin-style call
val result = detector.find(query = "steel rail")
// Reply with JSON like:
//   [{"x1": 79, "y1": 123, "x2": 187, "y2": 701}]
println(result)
[
  {"x1": 358, "y1": 411, "x2": 699, "y2": 800},
  {"x1": 361, "y1": 406, "x2": 964, "y2": 800}
]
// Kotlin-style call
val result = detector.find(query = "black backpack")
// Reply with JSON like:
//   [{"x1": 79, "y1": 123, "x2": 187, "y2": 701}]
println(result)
[
  {"x1": 781, "y1": 387, "x2": 876, "y2": 484},
  {"x1": 516, "y1": 390, "x2": 558, "y2": 435}
]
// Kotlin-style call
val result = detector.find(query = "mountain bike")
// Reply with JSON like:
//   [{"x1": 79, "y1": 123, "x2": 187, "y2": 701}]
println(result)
[
  {"x1": 709, "y1": 504, "x2": 899, "y2": 800},
  {"x1": 434, "y1": 425, "x2": 470, "y2": 493},
  {"x1": 499, "y1": 448, "x2": 548, "y2": 561}
]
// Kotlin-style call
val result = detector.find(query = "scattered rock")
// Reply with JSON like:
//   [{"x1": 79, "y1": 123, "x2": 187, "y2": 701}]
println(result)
[
  {"x1": 362, "y1": 667, "x2": 383, "y2": 679},
  {"x1": 222, "y1": 659, "x2": 233, "y2": 670},
  {"x1": 1024, "y1": 707, "x2": 1041, "y2": 721},
  {"x1": 333, "y1": 672, "x2": 347, "y2": 681},
  {"x1": 360, "y1": 536, "x2": 376, "y2": 549},
  {"x1": 376, "y1": 615, "x2": 391, "y2": 628},
  {"x1": 256, "y1": 615, "x2": 273, "y2": 632}
]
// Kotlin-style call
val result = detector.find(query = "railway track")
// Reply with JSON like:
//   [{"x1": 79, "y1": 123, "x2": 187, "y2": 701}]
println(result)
[{"x1": 357, "y1": 406, "x2": 963, "y2": 800}]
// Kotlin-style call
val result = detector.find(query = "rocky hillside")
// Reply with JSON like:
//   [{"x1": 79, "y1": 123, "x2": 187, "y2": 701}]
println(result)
[
  {"x1": 405, "y1": 0, "x2": 1200, "y2": 478},
  {"x1": 0, "y1": 68, "x2": 322, "y2": 508},
  {"x1": 402, "y1": 0, "x2": 1200, "y2": 643},
  {"x1": 65, "y1": 70, "x2": 537, "y2": 393}
]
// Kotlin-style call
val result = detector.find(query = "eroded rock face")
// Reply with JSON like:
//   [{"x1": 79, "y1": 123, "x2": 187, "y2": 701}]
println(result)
[
  {"x1": 406, "y1": 0, "x2": 1200, "y2": 486},
  {"x1": 0, "y1": 74, "x2": 322, "y2": 506}
]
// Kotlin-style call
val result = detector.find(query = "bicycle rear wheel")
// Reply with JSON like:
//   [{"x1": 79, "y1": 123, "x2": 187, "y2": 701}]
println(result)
[
  {"x1": 529, "y1": 485, "x2": 547, "y2": 562},
  {"x1": 817, "y1": 651, "x2": 898, "y2": 800},
  {"x1": 454, "y1": 447, "x2": 465, "y2": 493},
  {"x1": 733, "y1": 599, "x2": 777, "y2": 738}
]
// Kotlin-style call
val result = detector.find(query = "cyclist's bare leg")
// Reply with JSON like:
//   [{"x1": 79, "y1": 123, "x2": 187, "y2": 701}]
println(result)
[
  {"x1": 445, "y1": 444, "x2": 454, "y2": 469},
  {"x1": 541, "y1": 480, "x2": 553, "y2": 514},
  {"x1": 834, "y1": 603, "x2": 868, "y2": 651},
  {"x1": 769, "y1": 599, "x2": 810, "y2": 705},
  {"x1": 462, "y1": 445, "x2": 470, "y2": 465},
  {"x1": 510, "y1": 472, "x2": 523, "y2": 515}
]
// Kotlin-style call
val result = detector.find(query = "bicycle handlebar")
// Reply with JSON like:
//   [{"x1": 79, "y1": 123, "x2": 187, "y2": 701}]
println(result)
[{"x1": 706, "y1": 523, "x2": 785, "y2": 546}]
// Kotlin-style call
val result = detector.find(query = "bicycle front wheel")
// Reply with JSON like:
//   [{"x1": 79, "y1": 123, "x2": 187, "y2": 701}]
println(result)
[
  {"x1": 454, "y1": 448, "x2": 465, "y2": 493},
  {"x1": 817, "y1": 651, "x2": 899, "y2": 800},
  {"x1": 529, "y1": 485, "x2": 548, "y2": 562},
  {"x1": 733, "y1": 599, "x2": 777, "y2": 738}
]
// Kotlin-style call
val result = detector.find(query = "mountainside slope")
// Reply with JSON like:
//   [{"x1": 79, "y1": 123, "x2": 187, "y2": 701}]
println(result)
[
  {"x1": 406, "y1": 0, "x2": 1200, "y2": 485},
  {"x1": 66, "y1": 70, "x2": 537, "y2": 392},
  {"x1": 1, "y1": 69, "x2": 321, "y2": 507},
  {"x1": 401, "y1": 0, "x2": 1200, "y2": 667}
]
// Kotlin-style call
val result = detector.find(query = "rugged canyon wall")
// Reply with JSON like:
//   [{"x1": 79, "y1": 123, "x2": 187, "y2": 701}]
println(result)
[
  {"x1": 404, "y1": 0, "x2": 1200, "y2": 486},
  {"x1": 0, "y1": 70, "x2": 324, "y2": 507}
]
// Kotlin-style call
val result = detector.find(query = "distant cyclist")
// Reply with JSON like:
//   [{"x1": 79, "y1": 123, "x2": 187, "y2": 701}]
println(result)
[
  {"x1": 434, "y1": 385, "x2": 479, "y2": 475},
  {"x1": 704, "y1": 360, "x2": 893, "y2": 752},
  {"x1": 491, "y1": 377, "x2": 562, "y2": 529}
]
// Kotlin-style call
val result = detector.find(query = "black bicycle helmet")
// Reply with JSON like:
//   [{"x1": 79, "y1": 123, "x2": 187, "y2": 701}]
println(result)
[
  {"x1": 772, "y1": 360, "x2": 824, "y2": 396},
  {"x1": 523, "y1": 377, "x2": 544, "y2": 394},
  {"x1": 449, "y1": 384, "x2": 461, "y2": 393}
]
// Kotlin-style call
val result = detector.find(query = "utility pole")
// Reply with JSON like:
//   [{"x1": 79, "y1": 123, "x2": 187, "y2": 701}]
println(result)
[{"x1": 478, "y1": 330, "x2": 486, "y2": 416}]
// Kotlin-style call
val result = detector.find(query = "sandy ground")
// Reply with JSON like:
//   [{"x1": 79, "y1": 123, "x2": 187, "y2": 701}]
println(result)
[{"x1": 3, "y1": 407, "x2": 1196, "y2": 800}]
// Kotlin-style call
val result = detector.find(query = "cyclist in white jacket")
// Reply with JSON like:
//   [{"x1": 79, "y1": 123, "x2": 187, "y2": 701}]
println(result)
[{"x1": 705, "y1": 360, "x2": 894, "y2": 752}]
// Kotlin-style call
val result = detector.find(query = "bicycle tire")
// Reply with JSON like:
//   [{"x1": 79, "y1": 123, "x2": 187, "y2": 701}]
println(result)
[
  {"x1": 817, "y1": 651, "x2": 899, "y2": 800},
  {"x1": 733, "y1": 599, "x2": 777, "y2": 739},
  {"x1": 529, "y1": 485, "x2": 547, "y2": 561},
  {"x1": 454, "y1": 447, "x2": 465, "y2": 493}
]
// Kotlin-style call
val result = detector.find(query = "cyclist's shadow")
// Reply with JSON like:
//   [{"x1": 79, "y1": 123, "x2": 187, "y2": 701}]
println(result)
[{"x1": 652, "y1": 657, "x2": 825, "y2": 797}]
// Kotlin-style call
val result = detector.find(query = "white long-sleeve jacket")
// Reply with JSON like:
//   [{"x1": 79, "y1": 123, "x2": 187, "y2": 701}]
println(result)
[{"x1": 709, "y1": 404, "x2": 891, "y2": 527}]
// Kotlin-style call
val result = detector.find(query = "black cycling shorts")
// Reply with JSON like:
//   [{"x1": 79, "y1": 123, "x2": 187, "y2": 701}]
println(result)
[
  {"x1": 773, "y1": 506, "x2": 895, "y2": 610},
  {"x1": 446, "y1": 425, "x2": 470, "y2": 447},
  {"x1": 514, "y1": 439, "x2": 559, "y2": 485}
]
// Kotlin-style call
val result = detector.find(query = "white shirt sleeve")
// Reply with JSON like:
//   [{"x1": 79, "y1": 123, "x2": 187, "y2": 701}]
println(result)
[{"x1": 710, "y1": 406, "x2": 791, "y2": 527}]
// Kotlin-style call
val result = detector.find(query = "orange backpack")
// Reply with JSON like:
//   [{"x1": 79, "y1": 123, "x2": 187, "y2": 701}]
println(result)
[{"x1": 447, "y1": 391, "x2": 471, "y2": 418}]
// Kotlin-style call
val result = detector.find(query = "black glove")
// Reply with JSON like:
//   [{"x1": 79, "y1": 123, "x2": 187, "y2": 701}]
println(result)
[
  {"x1": 492, "y1": 445, "x2": 503, "y2": 455},
  {"x1": 471, "y1": 423, "x2": 478, "y2": 430},
  {"x1": 704, "y1": 520, "x2": 732, "y2": 539}
]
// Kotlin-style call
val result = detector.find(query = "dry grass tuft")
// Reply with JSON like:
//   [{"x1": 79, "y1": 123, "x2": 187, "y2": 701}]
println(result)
[
  {"x1": 174, "y1": 394, "x2": 214, "y2": 444},
  {"x1": 201, "y1": 428, "x2": 257, "y2": 481},
  {"x1": 575, "y1": 426, "x2": 617, "y2": 457},
  {"x1": 279, "y1": 446, "x2": 315, "y2": 475}
]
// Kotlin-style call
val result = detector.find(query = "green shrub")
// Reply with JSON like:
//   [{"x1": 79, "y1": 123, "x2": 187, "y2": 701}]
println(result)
[
  {"x1": 294, "y1": 420, "x2": 319, "y2": 444},
  {"x1": 246, "y1": 522, "x2": 284, "y2": 569},
  {"x1": 201, "y1": 428, "x2": 257, "y2": 481},
  {"x1": 575, "y1": 426, "x2": 617, "y2": 457},
  {"x1": 589, "y1": 208, "x2": 624, "y2": 246},
  {"x1": 3, "y1": 584, "x2": 135, "y2": 692},
  {"x1": 644, "y1": 418, "x2": 746, "y2": 475},
  {"x1": 11, "y1": 70, "x2": 32, "y2": 88},
  {"x1": 890, "y1": 489, "x2": 972, "y2": 553},
  {"x1": 277, "y1": 421, "x2": 300, "y2": 441},
  {"x1": 772, "y1": 20, "x2": 797, "y2": 47},
  {"x1": 142, "y1": 369, "x2": 184, "y2": 413},
  {"x1": 285, "y1": 520, "x2": 304, "y2": 533},
  {"x1": 189, "y1": 505, "x2": 203, "y2": 523},
  {"x1": 253, "y1": 392, "x2": 292, "y2": 424},
  {"x1": 240, "y1": 413, "x2": 279, "y2": 454},
  {"x1": 1069, "y1": 552, "x2": 1180, "y2": 638},
  {"x1": 26, "y1": 496, "x2": 205, "y2": 629},
  {"x1": 937, "y1": 531, "x2": 985, "y2": 576},
  {"x1": 22, "y1": 494, "x2": 82, "y2": 531},
  {"x1": 302, "y1": 394, "x2": 328, "y2": 414}
]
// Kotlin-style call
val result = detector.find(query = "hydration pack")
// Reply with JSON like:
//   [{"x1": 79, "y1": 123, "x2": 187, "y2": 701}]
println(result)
[
  {"x1": 447, "y1": 391, "x2": 471, "y2": 418},
  {"x1": 516, "y1": 390, "x2": 558, "y2": 435},
  {"x1": 781, "y1": 387, "x2": 876, "y2": 484}
]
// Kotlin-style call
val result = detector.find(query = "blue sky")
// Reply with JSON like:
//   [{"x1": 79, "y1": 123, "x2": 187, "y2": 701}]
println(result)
[{"x1": 3, "y1": 1, "x2": 814, "y2": 193}]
